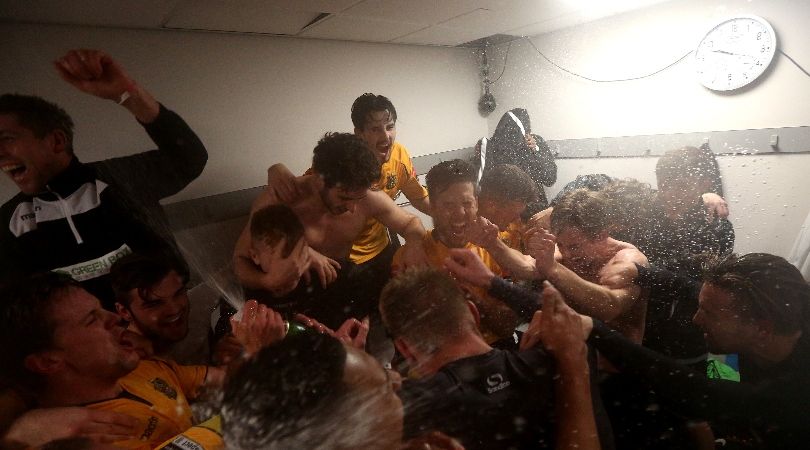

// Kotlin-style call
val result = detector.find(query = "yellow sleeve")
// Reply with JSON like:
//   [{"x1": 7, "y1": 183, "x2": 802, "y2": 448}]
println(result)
[
  {"x1": 480, "y1": 248, "x2": 503, "y2": 277},
  {"x1": 397, "y1": 146, "x2": 428, "y2": 201},
  {"x1": 154, "y1": 416, "x2": 224, "y2": 450},
  {"x1": 164, "y1": 360, "x2": 209, "y2": 401}
]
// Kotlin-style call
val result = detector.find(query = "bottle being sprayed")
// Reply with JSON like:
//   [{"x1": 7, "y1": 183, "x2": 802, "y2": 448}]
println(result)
[{"x1": 283, "y1": 320, "x2": 309, "y2": 338}]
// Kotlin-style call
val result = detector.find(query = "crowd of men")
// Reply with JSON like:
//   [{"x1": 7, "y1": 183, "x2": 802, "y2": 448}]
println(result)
[{"x1": 0, "y1": 49, "x2": 808, "y2": 450}]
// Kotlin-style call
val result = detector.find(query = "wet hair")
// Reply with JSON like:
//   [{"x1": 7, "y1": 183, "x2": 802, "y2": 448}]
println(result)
[
  {"x1": 656, "y1": 146, "x2": 722, "y2": 189},
  {"x1": 312, "y1": 132, "x2": 381, "y2": 190},
  {"x1": 109, "y1": 253, "x2": 189, "y2": 308},
  {"x1": 222, "y1": 332, "x2": 353, "y2": 449},
  {"x1": 550, "y1": 188, "x2": 610, "y2": 238},
  {"x1": 350, "y1": 93, "x2": 397, "y2": 130},
  {"x1": 425, "y1": 159, "x2": 478, "y2": 198},
  {"x1": 250, "y1": 205, "x2": 305, "y2": 258},
  {"x1": 0, "y1": 272, "x2": 80, "y2": 389},
  {"x1": 601, "y1": 178, "x2": 657, "y2": 243},
  {"x1": 702, "y1": 253, "x2": 810, "y2": 335},
  {"x1": 479, "y1": 164, "x2": 539, "y2": 204},
  {"x1": 0, "y1": 94, "x2": 74, "y2": 153},
  {"x1": 380, "y1": 267, "x2": 476, "y2": 352}
]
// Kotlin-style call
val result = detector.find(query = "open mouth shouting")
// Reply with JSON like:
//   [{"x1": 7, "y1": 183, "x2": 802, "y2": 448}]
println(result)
[{"x1": 1, "y1": 163, "x2": 27, "y2": 183}]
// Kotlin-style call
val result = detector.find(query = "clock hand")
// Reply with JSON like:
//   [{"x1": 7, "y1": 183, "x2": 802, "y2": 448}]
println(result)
[
  {"x1": 712, "y1": 50, "x2": 756, "y2": 64},
  {"x1": 712, "y1": 49, "x2": 742, "y2": 56},
  {"x1": 712, "y1": 49, "x2": 756, "y2": 61}
]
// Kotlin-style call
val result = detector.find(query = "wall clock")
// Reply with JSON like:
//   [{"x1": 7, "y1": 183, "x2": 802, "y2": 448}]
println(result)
[{"x1": 694, "y1": 15, "x2": 777, "y2": 91}]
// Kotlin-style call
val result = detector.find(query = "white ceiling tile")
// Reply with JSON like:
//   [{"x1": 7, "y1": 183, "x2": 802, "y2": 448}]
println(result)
[
  {"x1": 342, "y1": 0, "x2": 493, "y2": 25},
  {"x1": 0, "y1": 0, "x2": 180, "y2": 28},
  {"x1": 1, "y1": 0, "x2": 682, "y2": 46},
  {"x1": 261, "y1": 0, "x2": 363, "y2": 14},
  {"x1": 392, "y1": 25, "x2": 491, "y2": 47},
  {"x1": 506, "y1": 11, "x2": 595, "y2": 37},
  {"x1": 165, "y1": 0, "x2": 320, "y2": 35},
  {"x1": 504, "y1": 0, "x2": 674, "y2": 37},
  {"x1": 298, "y1": 14, "x2": 425, "y2": 42}
]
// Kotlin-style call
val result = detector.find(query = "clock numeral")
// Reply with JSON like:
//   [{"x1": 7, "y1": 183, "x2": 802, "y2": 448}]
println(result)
[
  {"x1": 757, "y1": 31, "x2": 762, "y2": 40},
  {"x1": 761, "y1": 45, "x2": 767, "y2": 53},
  {"x1": 728, "y1": 73, "x2": 732, "y2": 81},
  {"x1": 732, "y1": 23, "x2": 738, "y2": 32}
]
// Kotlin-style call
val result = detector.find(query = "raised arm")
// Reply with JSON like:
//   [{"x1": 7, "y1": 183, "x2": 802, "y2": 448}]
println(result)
[
  {"x1": 444, "y1": 248, "x2": 541, "y2": 322},
  {"x1": 56, "y1": 49, "x2": 208, "y2": 199},
  {"x1": 519, "y1": 283, "x2": 599, "y2": 450},
  {"x1": 55, "y1": 49, "x2": 159, "y2": 122},
  {"x1": 266, "y1": 163, "x2": 302, "y2": 203},
  {"x1": 528, "y1": 229, "x2": 647, "y2": 321}
]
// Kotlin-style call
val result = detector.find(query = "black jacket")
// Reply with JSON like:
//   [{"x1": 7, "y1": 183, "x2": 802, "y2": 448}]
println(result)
[{"x1": 0, "y1": 105, "x2": 207, "y2": 308}]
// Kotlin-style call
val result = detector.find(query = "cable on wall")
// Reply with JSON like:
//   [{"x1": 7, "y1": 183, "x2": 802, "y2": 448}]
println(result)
[
  {"x1": 522, "y1": 37, "x2": 810, "y2": 84},
  {"x1": 488, "y1": 40, "x2": 513, "y2": 85},
  {"x1": 778, "y1": 49, "x2": 810, "y2": 78},
  {"x1": 526, "y1": 37, "x2": 693, "y2": 83}
]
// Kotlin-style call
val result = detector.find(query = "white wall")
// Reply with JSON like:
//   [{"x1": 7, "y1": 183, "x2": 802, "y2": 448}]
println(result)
[
  {"x1": 0, "y1": 23, "x2": 487, "y2": 203},
  {"x1": 487, "y1": 0, "x2": 810, "y2": 257}
]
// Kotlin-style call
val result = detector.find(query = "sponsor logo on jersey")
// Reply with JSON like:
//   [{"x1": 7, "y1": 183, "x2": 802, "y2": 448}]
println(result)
[
  {"x1": 150, "y1": 378, "x2": 178, "y2": 400},
  {"x1": 486, "y1": 372, "x2": 511, "y2": 394},
  {"x1": 52, "y1": 244, "x2": 132, "y2": 281},
  {"x1": 385, "y1": 173, "x2": 397, "y2": 190}
]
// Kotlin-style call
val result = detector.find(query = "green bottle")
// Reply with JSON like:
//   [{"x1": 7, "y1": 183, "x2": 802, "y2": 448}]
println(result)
[{"x1": 284, "y1": 320, "x2": 309, "y2": 338}]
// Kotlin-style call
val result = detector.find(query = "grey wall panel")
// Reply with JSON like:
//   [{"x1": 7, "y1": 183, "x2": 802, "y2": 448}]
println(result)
[
  {"x1": 164, "y1": 125, "x2": 810, "y2": 231},
  {"x1": 549, "y1": 126, "x2": 810, "y2": 158},
  {"x1": 548, "y1": 138, "x2": 599, "y2": 158},
  {"x1": 411, "y1": 146, "x2": 475, "y2": 174},
  {"x1": 166, "y1": 186, "x2": 262, "y2": 231}
]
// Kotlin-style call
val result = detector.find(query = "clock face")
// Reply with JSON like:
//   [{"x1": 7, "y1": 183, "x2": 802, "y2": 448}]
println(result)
[{"x1": 694, "y1": 15, "x2": 777, "y2": 91}]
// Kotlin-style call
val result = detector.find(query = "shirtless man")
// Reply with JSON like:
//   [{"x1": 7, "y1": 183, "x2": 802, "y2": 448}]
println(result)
[
  {"x1": 526, "y1": 188, "x2": 649, "y2": 343},
  {"x1": 264, "y1": 94, "x2": 428, "y2": 305},
  {"x1": 233, "y1": 132, "x2": 426, "y2": 328}
]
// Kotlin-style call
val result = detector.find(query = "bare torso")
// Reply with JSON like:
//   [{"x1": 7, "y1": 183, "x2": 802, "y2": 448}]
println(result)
[
  {"x1": 288, "y1": 194, "x2": 368, "y2": 260},
  {"x1": 559, "y1": 239, "x2": 648, "y2": 344},
  {"x1": 251, "y1": 177, "x2": 371, "y2": 260}
]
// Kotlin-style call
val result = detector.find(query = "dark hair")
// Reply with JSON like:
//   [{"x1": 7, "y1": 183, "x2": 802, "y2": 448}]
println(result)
[
  {"x1": 250, "y1": 205, "x2": 305, "y2": 258},
  {"x1": 0, "y1": 94, "x2": 74, "y2": 153},
  {"x1": 312, "y1": 132, "x2": 380, "y2": 190},
  {"x1": 703, "y1": 253, "x2": 810, "y2": 335},
  {"x1": 425, "y1": 159, "x2": 478, "y2": 198},
  {"x1": 656, "y1": 146, "x2": 722, "y2": 188},
  {"x1": 222, "y1": 332, "x2": 348, "y2": 448},
  {"x1": 601, "y1": 178, "x2": 657, "y2": 243},
  {"x1": 550, "y1": 188, "x2": 610, "y2": 238},
  {"x1": 350, "y1": 93, "x2": 397, "y2": 130},
  {"x1": 380, "y1": 268, "x2": 475, "y2": 350},
  {"x1": 0, "y1": 272, "x2": 80, "y2": 388},
  {"x1": 479, "y1": 164, "x2": 539, "y2": 204},
  {"x1": 109, "y1": 253, "x2": 189, "y2": 308}
]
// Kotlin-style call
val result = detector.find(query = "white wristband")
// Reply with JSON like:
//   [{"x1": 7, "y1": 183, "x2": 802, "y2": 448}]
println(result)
[{"x1": 117, "y1": 91, "x2": 131, "y2": 105}]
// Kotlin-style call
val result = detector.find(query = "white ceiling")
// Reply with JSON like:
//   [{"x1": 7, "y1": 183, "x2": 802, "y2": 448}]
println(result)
[{"x1": 0, "y1": 0, "x2": 672, "y2": 47}]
